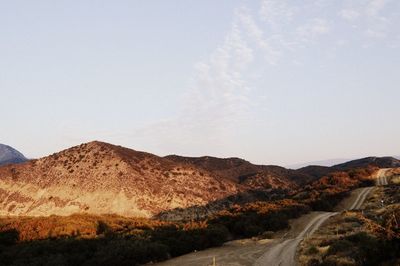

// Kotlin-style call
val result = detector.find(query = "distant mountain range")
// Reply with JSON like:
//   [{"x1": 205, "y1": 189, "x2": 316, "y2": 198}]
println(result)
[
  {"x1": 287, "y1": 158, "x2": 351, "y2": 169},
  {"x1": 333, "y1": 156, "x2": 400, "y2": 170},
  {"x1": 0, "y1": 141, "x2": 398, "y2": 218},
  {"x1": 0, "y1": 144, "x2": 28, "y2": 166},
  {"x1": 288, "y1": 156, "x2": 400, "y2": 169}
]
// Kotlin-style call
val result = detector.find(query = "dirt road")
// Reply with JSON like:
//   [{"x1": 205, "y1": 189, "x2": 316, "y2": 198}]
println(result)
[
  {"x1": 376, "y1": 168, "x2": 389, "y2": 185},
  {"x1": 153, "y1": 212, "x2": 333, "y2": 266},
  {"x1": 254, "y1": 169, "x2": 389, "y2": 266},
  {"x1": 153, "y1": 169, "x2": 390, "y2": 266},
  {"x1": 253, "y1": 212, "x2": 337, "y2": 266},
  {"x1": 348, "y1": 187, "x2": 374, "y2": 210}
]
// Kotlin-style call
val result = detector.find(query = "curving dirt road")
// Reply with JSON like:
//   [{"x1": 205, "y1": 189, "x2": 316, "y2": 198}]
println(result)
[
  {"x1": 253, "y1": 212, "x2": 337, "y2": 266},
  {"x1": 153, "y1": 213, "x2": 334, "y2": 266},
  {"x1": 254, "y1": 168, "x2": 389, "y2": 266},
  {"x1": 154, "y1": 169, "x2": 390, "y2": 266}
]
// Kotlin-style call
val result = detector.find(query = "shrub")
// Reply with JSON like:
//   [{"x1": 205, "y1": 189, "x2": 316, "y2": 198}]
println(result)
[
  {"x1": 306, "y1": 245, "x2": 319, "y2": 255},
  {"x1": 96, "y1": 221, "x2": 111, "y2": 236},
  {"x1": 0, "y1": 229, "x2": 19, "y2": 246},
  {"x1": 328, "y1": 239, "x2": 353, "y2": 255}
]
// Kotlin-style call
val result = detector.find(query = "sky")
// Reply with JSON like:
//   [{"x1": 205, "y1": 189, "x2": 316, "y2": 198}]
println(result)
[{"x1": 1, "y1": 0, "x2": 400, "y2": 166}]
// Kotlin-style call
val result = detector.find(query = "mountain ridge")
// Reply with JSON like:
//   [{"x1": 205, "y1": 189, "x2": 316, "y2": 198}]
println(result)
[
  {"x1": 0, "y1": 141, "x2": 398, "y2": 218},
  {"x1": 0, "y1": 144, "x2": 28, "y2": 166},
  {"x1": 333, "y1": 156, "x2": 400, "y2": 169},
  {"x1": 0, "y1": 141, "x2": 240, "y2": 217}
]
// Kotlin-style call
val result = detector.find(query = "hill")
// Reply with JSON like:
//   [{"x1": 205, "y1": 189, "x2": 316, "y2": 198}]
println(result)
[
  {"x1": 286, "y1": 158, "x2": 351, "y2": 169},
  {"x1": 0, "y1": 141, "x2": 321, "y2": 218},
  {"x1": 333, "y1": 156, "x2": 400, "y2": 170},
  {"x1": 0, "y1": 141, "x2": 393, "y2": 218},
  {"x1": 0, "y1": 144, "x2": 27, "y2": 166},
  {"x1": 164, "y1": 155, "x2": 305, "y2": 189},
  {"x1": 0, "y1": 141, "x2": 240, "y2": 217}
]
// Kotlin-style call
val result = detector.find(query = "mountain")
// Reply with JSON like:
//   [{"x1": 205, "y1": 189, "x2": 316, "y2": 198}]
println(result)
[
  {"x1": 295, "y1": 165, "x2": 335, "y2": 180},
  {"x1": 286, "y1": 158, "x2": 351, "y2": 169},
  {"x1": 0, "y1": 144, "x2": 28, "y2": 166},
  {"x1": 333, "y1": 156, "x2": 400, "y2": 170},
  {"x1": 0, "y1": 141, "x2": 319, "y2": 218},
  {"x1": 0, "y1": 141, "x2": 395, "y2": 218},
  {"x1": 164, "y1": 155, "x2": 306, "y2": 189},
  {"x1": 0, "y1": 141, "x2": 242, "y2": 217}
]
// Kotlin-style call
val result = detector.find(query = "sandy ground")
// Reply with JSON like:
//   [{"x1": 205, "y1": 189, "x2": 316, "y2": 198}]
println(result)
[{"x1": 152, "y1": 169, "x2": 389, "y2": 266}]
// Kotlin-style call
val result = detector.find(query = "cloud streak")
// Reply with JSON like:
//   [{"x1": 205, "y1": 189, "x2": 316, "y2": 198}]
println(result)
[
  {"x1": 128, "y1": 0, "x2": 399, "y2": 157},
  {"x1": 131, "y1": 9, "x2": 258, "y2": 155}
]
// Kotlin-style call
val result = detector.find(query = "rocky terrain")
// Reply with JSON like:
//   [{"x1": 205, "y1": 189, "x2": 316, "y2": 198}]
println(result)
[{"x1": 0, "y1": 144, "x2": 27, "y2": 166}]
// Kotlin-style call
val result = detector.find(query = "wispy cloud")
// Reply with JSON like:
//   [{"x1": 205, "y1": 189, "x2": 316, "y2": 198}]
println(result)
[
  {"x1": 131, "y1": 9, "x2": 257, "y2": 155},
  {"x1": 296, "y1": 18, "x2": 330, "y2": 41},
  {"x1": 339, "y1": 9, "x2": 360, "y2": 21},
  {"x1": 182, "y1": 18, "x2": 253, "y2": 129},
  {"x1": 237, "y1": 8, "x2": 280, "y2": 64},
  {"x1": 338, "y1": 0, "x2": 395, "y2": 40},
  {"x1": 366, "y1": 0, "x2": 388, "y2": 17},
  {"x1": 128, "y1": 0, "x2": 399, "y2": 156},
  {"x1": 259, "y1": 0, "x2": 294, "y2": 27}
]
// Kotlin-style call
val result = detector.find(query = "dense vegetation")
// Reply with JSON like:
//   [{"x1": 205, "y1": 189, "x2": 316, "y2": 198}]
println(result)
[
  {"x1": 0, "y1": 200, "x2": 310, "y2": 266},
  {"x1": 297, "y1": 167, "x2": 376, "y2": 211},
  {"x1": 0, "y1": 166, "x2": 377, "y2": 265},
  {"x1": 325, "y1": 232, "x2": 400, "y2": 266}
]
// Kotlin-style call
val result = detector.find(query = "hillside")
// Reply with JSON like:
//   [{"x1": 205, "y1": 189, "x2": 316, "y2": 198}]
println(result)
[
  {"x1": 165, "y1": 155, "x2": 314, "y2": 189},
  {"x1": 0, "y1": 142, "x2": 311, "y2": 218},
  {"x1": 0, "y1": 141, "x2": 240, "y2": 217},
  {"x1": 0, "y1": 141, "x2": 393, "y2": 219},
  {"x1": 0, "y1": 143, "x2": 389, "y2": 266},
  {"x1": 0, "y1": 144, "x2": 27, "y2": 166},
  {"x1": 287, "y1": 158, "x2": 351, "y2": 169},
  {"x1": 334, "y1": 156, "x2": 400, "y2": 170}
]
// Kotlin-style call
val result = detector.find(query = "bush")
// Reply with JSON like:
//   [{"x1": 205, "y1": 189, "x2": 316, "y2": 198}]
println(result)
[
  {"x1": 327, "y1": 232, "x2": 400, "y2": 266},
  {"x1": 96, "y1": 221, "x2": 112, "y2": 237},
  {"x1": 328, "y1": 239, "x2": 353, "y2": 255},
  {"x1": 306, "y1": 245, "x2": 319, "y2": 255},
  {"x1": 204, "y1": 224, "x2": 229, "y2": 246},
  {"x1": 0, "y1": 237, "x2": 170, "y2": 266},
  {"x1": 0, "y1": 229, "x2": 19, "y2": 246}
]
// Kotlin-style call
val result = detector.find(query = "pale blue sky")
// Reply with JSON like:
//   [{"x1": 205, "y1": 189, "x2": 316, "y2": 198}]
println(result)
[{"x1": 1, "y1": 0, "x2": 399, "y2": 165}]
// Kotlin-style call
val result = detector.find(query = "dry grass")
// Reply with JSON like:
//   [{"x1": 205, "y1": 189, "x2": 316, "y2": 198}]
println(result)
[{"x1": 0, "y1": 213, "x2": 171, "y2": 241}]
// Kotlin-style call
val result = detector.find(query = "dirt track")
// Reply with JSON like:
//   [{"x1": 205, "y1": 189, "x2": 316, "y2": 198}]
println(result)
[
  {"x1": 253, "y1": 212, "x2": 337, "y2": 266},
  {"x1": 153, "y1": 212, "x2": 332, "y2": 266},
  {"x1": 153, "y1": 169, "x2": 389, "y2": 266}
]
